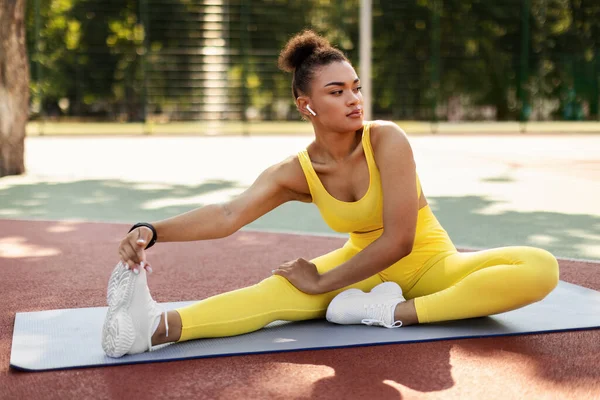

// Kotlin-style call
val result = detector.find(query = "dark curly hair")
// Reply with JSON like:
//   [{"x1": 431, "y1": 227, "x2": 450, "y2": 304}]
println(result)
[{"x1": 278, "y1": 30, "x2": 348, "y2": 99}]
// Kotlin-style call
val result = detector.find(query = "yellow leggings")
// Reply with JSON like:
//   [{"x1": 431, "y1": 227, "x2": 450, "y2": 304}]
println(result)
[{"x1": 176, "y1": 207, "x2": 559, "y2": 342}]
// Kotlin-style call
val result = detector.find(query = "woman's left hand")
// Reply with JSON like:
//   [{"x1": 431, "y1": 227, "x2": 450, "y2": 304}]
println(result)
[{"x1": 272, "y1": 258, "x2": 323, "y2": 294}]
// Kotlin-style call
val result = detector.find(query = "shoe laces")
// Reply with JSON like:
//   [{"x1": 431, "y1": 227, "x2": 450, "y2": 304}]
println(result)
[{"x1": 361, "y1": 302, "x2": 403, "y2": 329}]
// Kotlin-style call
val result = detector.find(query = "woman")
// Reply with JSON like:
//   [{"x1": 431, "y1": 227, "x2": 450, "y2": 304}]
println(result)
[{"x1": 102, "y1": 30, "x2": 559, "y2": 358}]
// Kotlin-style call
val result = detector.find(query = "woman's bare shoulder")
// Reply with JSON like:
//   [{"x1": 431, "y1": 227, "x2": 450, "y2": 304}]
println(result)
[
  {"x1": 368, "y1": 120, "x2": 410, "y2": 150},
  {"x1": 271, "y1": 155, "x2": 311, "y2": 202}
]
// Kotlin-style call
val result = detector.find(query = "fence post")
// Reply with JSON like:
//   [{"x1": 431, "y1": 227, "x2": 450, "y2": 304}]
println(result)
[
  {"x1": 537, "y1": 0, "x2": 547, "y2": 122},
  {"x1": 139, "y1": 0, "x2": 149, "y2": 133},
  {"x1": 359, "y1": 0, "x2": 372, "y2": 121},
  {"x1": 240, "y1": 0, "x2": 251, "y2": 135},
  {"x1": 596, "y1": 53, "x2": 600, "y2": 121},
  {"x1": 430, "y1": 0, "x2": 441, "y2": 130},
  {"x1": 518, "y1": 0, "x2": 530, "y2": 124}
]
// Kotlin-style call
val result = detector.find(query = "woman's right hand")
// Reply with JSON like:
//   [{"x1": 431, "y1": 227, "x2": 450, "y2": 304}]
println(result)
[{"x1": 118, "y1": 226, "x2": 154, "y2": 274}]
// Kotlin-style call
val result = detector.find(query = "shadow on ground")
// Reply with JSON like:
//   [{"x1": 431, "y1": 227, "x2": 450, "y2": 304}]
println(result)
[
  {"x1": 429, "y1": 196, "x2": 600, "y2": 260},
  {"x1": 0, "y1": 179, "x2": 598, "y2": 260},
  {"x1": 0, "y1": 179, "x2": 242, "y2": 223}
]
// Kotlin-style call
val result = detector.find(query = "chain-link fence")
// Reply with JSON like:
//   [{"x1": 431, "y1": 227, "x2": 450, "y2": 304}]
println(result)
[{"x1": 27, "y1": 0, "x2": 600, "y2": 126}]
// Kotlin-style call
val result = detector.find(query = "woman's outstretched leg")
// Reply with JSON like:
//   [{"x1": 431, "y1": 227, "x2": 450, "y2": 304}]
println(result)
[
  {"x1": 175, "y1": 274, "x2": 350, "y2": 342},
  {"x1": 152, "y1": 276, "x2": 334, "y2": 345},
  {"x1": 404, "y1": 246, "x2": 559, "y2": 324},
  {"x1": 103, "y1": 244, "x2": 384, "y2": 357},
  {"x1": 174, "y1": 244, "x2": 382, "y2": 342}
]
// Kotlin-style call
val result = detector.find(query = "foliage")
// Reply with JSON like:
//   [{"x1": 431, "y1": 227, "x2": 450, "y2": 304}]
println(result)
[{"x1": 26, "y1": 0, "x2": 599, "y2": 121}]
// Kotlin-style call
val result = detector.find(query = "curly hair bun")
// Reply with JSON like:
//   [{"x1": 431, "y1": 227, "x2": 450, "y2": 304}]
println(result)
[{"x1": 278, "y1": 30, "x2": 332, "y2": 72}]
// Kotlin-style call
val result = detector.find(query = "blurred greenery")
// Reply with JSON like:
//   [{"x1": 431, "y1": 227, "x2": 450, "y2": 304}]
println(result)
[{"x1": 26, "y1": 0, "x2": 599, "y2": 122}]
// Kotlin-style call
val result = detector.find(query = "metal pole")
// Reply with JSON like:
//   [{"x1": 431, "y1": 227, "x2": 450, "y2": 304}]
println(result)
[
  {"x1": 139, "y1": 0, "x2": 149, "y2": 133},
  {"x1": 537, "y1": 0, "x2": 547, "y2": 121},
  {"x1": 518, "y1": 0, "x2": 530, "y2": 124},
  {"x1": 597, "y1": 54, "x2": 600, "y2": 121},
  {"x1": 359, "y1": 0, "x2": 372, "y2": 121},
  {"x1": 430, "y1": 0, "x2": 441, "y2": 128},
  {"x1": 241, "y1": 0, "x2": 250, "y2": 135}
]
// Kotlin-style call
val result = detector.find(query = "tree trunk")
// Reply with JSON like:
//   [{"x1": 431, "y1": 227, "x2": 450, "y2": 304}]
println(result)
[{"x1": 0, "y1": 0, "x2": 29, "y2": 177}]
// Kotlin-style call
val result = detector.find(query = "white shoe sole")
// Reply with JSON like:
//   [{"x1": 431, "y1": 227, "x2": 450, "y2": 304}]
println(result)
[{"x1": 102, "y1": 262, "x2": 138, "y2": 358}]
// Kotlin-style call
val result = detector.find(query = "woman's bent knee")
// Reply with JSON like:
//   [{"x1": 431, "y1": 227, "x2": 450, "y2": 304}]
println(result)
[{"x1": 523, "y1": 247, "x2": 559, "y2": 300}]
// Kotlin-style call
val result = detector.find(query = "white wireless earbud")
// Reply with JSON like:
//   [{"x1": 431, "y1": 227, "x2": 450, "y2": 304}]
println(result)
[{"x1": 306, "y1": 105, "x2": 317, "y2": 116}]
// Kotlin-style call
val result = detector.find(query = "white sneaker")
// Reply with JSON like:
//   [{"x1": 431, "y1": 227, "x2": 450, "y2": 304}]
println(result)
[
  {"x1": 326, "y1": 282, "x2": 406, "y2": 328},
  {"x1": 102, "y1": 262, "x2": 168, "y2": 358}
]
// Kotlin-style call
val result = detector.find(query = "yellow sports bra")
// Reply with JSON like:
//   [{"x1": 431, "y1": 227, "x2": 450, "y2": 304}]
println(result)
[{"x1": 298, "y1": 122, "x2": 421, "y2": 234}]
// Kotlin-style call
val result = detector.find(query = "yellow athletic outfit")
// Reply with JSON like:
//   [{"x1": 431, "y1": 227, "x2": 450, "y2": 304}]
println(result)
[{"x1": 176, "y1": 122, "x2": 559, "y2": 341}]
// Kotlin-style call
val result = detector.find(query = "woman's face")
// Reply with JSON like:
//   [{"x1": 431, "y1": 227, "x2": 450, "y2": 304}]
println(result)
[{"x1": 302, "y1": 61, "x2": 364, "y2": 133}]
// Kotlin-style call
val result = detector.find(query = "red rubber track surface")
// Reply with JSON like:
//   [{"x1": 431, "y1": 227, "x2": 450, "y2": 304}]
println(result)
[{"x1": 1, "y1": 220, "x2": 599, "y2": 399}]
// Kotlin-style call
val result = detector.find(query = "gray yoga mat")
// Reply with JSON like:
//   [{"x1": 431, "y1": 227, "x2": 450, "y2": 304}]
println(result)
[{"x1": 10, "y1": 280, "x2": 600, "y2": 371}]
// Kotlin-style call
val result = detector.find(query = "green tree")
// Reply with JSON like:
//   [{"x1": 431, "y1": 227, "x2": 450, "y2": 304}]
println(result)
[{"x1": 24, "y1": 0, "x2": 598, "y2": 123}]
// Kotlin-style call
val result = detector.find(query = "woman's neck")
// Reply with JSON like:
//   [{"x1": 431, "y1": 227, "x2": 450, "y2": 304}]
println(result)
[{"x1": 311, "y1": 126, "x2": 363, "y2": 163}]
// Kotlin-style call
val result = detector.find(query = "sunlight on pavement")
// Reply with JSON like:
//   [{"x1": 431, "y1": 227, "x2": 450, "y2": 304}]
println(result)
[
  {"x1": 131, "y1": 183, "x2": 177, "y2": 191},
  {"x1": 0, "y1": 236, "x2": 61, "y2": 258},
  {"x1": 576, "y1": 244, "x2": 600, "y2": 259},
  {"x1": 142, "y1": 187, "x2": 245, "y2": 209},
  {"x1": 0, "y1": 209, "x2": 22, "y2": 217},
  {"x1": 1, "y1": 134, "x2": 598, "y2": 260},
  {"x1": 46, "y1": 221, "x2": 79, "y2": 233},
  {"x1": 528, "y1": 234, "x2": 558, "y2": 245}
]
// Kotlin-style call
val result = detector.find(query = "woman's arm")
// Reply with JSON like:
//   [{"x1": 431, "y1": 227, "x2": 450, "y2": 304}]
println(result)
[
  {"x1": 118, "y1": 156, "x2": 310, "y2": 272},
  {"x1": 151, "y1": 156, "x2": 308, "y2": 243},
  {"x1": 317, "y1": 122, "x2": 419, "y2": 292},
  {"x1": 119, "y1": 156, "x2": 309, "y2": 270}
]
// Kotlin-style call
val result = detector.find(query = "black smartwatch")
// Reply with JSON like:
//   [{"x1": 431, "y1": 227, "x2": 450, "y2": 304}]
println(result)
[{"x1": 129, "y1": 222, "x2": 157, "y2": 250}]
